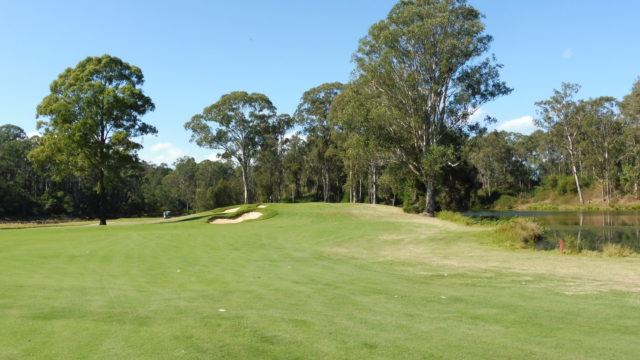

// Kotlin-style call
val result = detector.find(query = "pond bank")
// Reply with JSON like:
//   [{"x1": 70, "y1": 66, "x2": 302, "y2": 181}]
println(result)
[{"x1": 463, "y1": 210, "x2": 640, "y2": 256}]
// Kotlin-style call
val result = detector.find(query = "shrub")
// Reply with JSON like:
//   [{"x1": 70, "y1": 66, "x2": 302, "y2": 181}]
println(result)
[
  {"x1": 494, "y1": 218, "x2": 544, "y2": 249},
  {"x1": 402, "y1": 196, "x2": 424, "y2": 214},
  {"x1": 601, "y1": 243, "x2": 636, "y2": 257},
  {"x1": 525, "y1": 204, "x2": 558, "y2": 211},
  {"x1": 493, "y1": 195, "x2": 518, "y2": 210},
  {"x1": 436, "y1": 211, "x2": 473, "y2": 226}
]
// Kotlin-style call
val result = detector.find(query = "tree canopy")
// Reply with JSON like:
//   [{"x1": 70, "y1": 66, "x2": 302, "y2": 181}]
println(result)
[
  {"x1": 353, "y1": 0, "x2": 511, "y2": 215},
  {"x1": 185, "y1": 91, "x2": 285, "y2": 204},
  {"x1": 29, "y1": 54, "x2": 156, "y2": 225}
]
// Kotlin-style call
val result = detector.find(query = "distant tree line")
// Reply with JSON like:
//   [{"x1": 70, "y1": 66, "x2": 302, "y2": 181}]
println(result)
[
  {"x1": 470, "y1": 80, "x2": 640, "y2": 207},
  {"x1": 1, "y1": 0, "x2": 640, "y2": 222}
]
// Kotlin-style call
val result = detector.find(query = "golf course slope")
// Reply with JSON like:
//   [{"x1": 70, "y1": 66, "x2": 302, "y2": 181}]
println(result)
[{"x1": 1, "y1": 203, "x2": 639, "y2": 359}]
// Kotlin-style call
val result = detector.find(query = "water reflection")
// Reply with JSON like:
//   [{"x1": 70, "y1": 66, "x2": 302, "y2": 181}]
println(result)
[{"x1": 463, "y1": 211, "x2": 640, "y2": 252}]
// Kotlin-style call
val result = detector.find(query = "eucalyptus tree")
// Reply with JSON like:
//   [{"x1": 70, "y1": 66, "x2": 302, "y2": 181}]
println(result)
[
  {"x1": 30, "y1": 55, "x2": 156, "y2": 225},
  {"x1": 185, "y1": 91, "x2": 278, "y2": 204},
  {"x1": 294, "y1": 82, "x2": 344, "y2": 202},
  {"x1": 581, "y1": 97, "x2": 622, "y2": 203},
  {"x1": 194, "y1": 160, "x2": 238, "y2": 211},
  {"x1": 534, "y1": 83, "x2": 585, "y2": 204},
  {"x1": 282, "y1": 134, "x2": 307, "y2": 202},
  {"x1": 254, "y1": 114, "x2": 294, "y2": 202},
  {"x1": 353, "y1": 0, "x2": 511, "y2": 215},
  {"x1": 0, "y1": 125, "x2": 36, "y2": 218},
  {"x1": 620, "y1": 78, "x2": 640, "y2": 198},
  {"x1": 163, "y1": 156, "x2": 198, "y2": 212},
  {"x1": 330, "y1": 81, "x2": 388, "y2": 204}
]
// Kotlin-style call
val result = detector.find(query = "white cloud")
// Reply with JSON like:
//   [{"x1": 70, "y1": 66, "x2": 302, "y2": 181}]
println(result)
[
  {"x1": 150, "y1": 142, "x2": 174, "y2": 152},
  {"x1": 206, "y1": 153, "x2": 219, "y2": 161},
  {"x1": 562, "y1": 48, "x2": 573, "y2": 59},
  {"x1": 26, "y1": 131, "x2": 40, "y2": 138},
  {"x1": 468, "y1": 107, "x2": 487, "y2": 123},
  {"x1": 143, "y1": 142, "x2": 186, "y2": 165},
  {"x1": 284, "y1": 130, "x2": 306, "y2": 141},
  {"x1": 496, "y1": 115, "x2": 537, "y2": 134}
]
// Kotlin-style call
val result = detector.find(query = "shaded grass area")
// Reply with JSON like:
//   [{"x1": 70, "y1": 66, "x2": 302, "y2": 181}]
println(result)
[
  {"x1": 0, "y1": 203, "x2": 639, "y2": 359},
  {"x1": 0, "y1": 219, "x2": 97, "y2": 230}
]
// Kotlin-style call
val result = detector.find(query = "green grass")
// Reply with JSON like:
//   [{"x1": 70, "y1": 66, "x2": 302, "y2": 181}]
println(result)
[{"x1": 1, "y1": 203, "x2": 639, "y2": 359}]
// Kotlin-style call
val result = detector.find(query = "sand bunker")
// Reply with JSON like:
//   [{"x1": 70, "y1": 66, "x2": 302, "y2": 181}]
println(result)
[
  {"x1": 222, "y1": 207, "x2": 240, "y2": 214},
  {"x1": 257, "y1": 205, "x2": 267, "y2": 208},
  {"x1": 210, "y1": 212, "x2": 263, "y2": 224}
]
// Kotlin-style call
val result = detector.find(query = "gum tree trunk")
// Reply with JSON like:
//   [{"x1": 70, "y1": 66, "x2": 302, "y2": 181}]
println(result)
[
  {"x1": 98, "y1": 169, "x2": 107, "y2": 226},
  {"x1": 423, "y1": 179, "x2": 435, "y2": 217}
]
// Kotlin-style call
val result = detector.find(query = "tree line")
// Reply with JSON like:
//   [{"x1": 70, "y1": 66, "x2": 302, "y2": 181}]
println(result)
[
  {"x1": 1, "y1": 0, "x2": 639, "y2": 223},
  {"x1": 470, "y1": 81, "x2": 640, "y2": 207}
]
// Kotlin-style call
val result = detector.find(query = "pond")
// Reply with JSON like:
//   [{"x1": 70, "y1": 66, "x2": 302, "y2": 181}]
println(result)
[{"x1": 463, "y1": 211, "x2": 640, "y2": 253}]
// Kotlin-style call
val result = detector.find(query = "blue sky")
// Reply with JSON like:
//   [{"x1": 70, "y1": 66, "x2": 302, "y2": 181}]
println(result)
[{"x1": 1, "y1": 0, "x2": 639, "y2": 165}]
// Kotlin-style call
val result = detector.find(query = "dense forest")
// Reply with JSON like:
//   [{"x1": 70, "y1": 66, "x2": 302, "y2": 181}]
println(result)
[{"x1": 1, "y1": 0, "x2": 639, "y2": 222}]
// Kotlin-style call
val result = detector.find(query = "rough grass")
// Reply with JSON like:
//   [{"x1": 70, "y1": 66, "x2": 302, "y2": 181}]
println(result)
[
  {"x1": 493, "y1": 218, "x2": 545, "y2": 249},
  {"x1": 0, "y1": 203, "x2": 639, "y2": 359},
  {"x1": 436, "y1": 210, "x2": 474, "y2": 225}
]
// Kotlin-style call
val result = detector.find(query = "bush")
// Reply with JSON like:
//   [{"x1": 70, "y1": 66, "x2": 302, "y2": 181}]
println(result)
[
  {"x1": 535, "y1": 174, "x2": 592, "y2": 197},
  {"x1": 402, "y1": 196, "x2": 424, "y2": 214},
  {"x1": 601, "y1": 243, "x2": 636, "y2": 257},
  {"x1": 494, "y1": 218, "x2": 544, "y2": 249},
  {"x1": 493, "y1": 194, "x2": 518, "y2": 210},
  {"x1": 436, "y1": 211, "x2": 474, "y2": 226}
]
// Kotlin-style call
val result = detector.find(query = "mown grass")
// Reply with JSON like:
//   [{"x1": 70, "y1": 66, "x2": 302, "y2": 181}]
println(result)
[{"x1": 0, "y1": 203, "x2": 639, "y2": 359}]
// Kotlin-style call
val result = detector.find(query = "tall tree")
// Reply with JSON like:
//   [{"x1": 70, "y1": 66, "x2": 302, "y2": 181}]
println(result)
[
  {"x1": 354, "y1": 0, "x2": 511, "y2": 215},
  {"x1": 194, "y1": 160, "x2": 239, "y2": 211},
  {"x1": 0, "y1": 125, "x2": 36, "y2": 218},
  {"x1": 295, "y1": 82, "x2": 344, "y2": 202},
  {"x1": 581, "y1": 97, "x2": 622, "y2": 203},
  {"x1": 330, "y1": 81, "x2": 388, "y2": 204},
  {"x1": 163, "y1": 156, "x2": 198, "y2": 212},
  {"x1": 620, "y1": 78, "x2": 640, "y2": 198},
  {"x1": 185, "y1": 91, "x2": 277, "y2": 204},
  {"x1": 254, "y1": 114, "x2": 293, "y2": 202},
  {"x1": 30, "y1": 55, "x2": 155, "y2": 225},
  {"x1": 282, "y1": 134, "x2": 307, "y2": 202},
  {"x1": 534, "y1": 83, "x2": 585, "y2": 205}
]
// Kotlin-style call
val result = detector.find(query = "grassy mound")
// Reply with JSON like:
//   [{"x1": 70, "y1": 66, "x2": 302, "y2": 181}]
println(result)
[{"x1": 207, "y1": 204, "x2": 277, "y2": 223}]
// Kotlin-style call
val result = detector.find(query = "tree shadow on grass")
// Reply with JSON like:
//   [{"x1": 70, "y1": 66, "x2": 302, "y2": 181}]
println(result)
[{"x1": 159, "y1": 214, "x2": 214, "y2": 224}]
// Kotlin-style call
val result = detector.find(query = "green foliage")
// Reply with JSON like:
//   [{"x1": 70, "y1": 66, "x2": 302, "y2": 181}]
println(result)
[
  {"x1": 494, "y1": 218, "x2": 544, "y2": 249},
  {"x1": 436, "y1": 210, "x2": 474, "y2": 226},
  {"x1": 492, "y1": 195, "x2": 518, "y2": 210},
  {"x1": 534, "y1": 174, "x2": 592, "y2": 199},
  {"x1": 186, "y1": 91, "x2": 287, "y2": 204},
  {"x1": 525, "y1": 204, "x2": 559, "y2": 211},
  {"x1": 469, "y1": 130, "x2": 534, "y2": 198},
  {"x1": 601, "y1": 243, "x2": 637, "y2": 258},
  {"x1": 354, "y1": 0, "x2": 511, "y2": 214},
  {"x1": 402, "y1": 196, "x2": 424, "y2": 214},
  {"x1": 295, "y1": 82, "x2": 344, "y2": 202},
  {"x1": 30, "y1": 54, "x2": 156, "y2": 225}
]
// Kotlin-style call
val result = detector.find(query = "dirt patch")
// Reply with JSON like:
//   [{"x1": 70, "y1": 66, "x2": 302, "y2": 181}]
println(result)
[
  {"x1": 222, "y1": 207, "x2": 240, "y2": 214},
  {"x1": 210, "y1": 212, "x2": 263, "y2": 224},
  {"x1": 258, "y1": 205, "x2": 267, "y2": 208}
]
